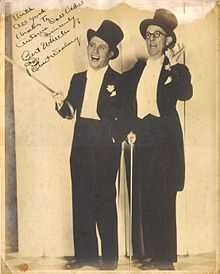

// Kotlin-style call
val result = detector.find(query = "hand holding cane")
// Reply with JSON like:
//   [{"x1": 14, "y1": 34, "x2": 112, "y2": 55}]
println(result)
[
  {"x1": 52, "y1": 92, "x2": 65, "y2": 110},
  {"x1": 127, "y1": 131, "x2": 136, "y2": 267}
]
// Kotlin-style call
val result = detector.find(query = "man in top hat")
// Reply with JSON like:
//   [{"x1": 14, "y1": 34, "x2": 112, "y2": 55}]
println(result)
[
  {"x1": 54, "y1": 20, "x2": 124, "y2": 270},
  {"x1": 122, "y1": 9, "x2": 193, "y2": 269}
]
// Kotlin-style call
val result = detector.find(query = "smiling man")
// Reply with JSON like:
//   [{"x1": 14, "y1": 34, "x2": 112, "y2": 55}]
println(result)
[
  {"x1": 54, "y1": 20, "x2": 124, "y2": 270},
  {"x1": 122, "y1": 9, "x2": 193, "y2": 270},
  {"x1": 88, "y1": 36, "x2": 112, "y2": 69}
]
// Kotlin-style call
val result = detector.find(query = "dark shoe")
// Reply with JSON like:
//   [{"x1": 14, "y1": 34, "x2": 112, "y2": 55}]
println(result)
[
  {"x1": 99, "y1": 261, "x2": 117, "y2": 270},
  {"x1": 141, "y1": 257, "x2": 153, "y2": 264},
  {"x1": 139, "y1": 261, "x2": 155, "y2": 270},
  {"x1": 132, "y1": 256, "x2": 146, "y2": 264},
  {"x1": 65, "y1": 260, "x2": 83, "y2": 269},
  {"x1": 156, "y1": 262, "x2": 175, "y2": 270},
  {"x1": 132, "y1": 258, "x2": 141, "y2": 264},
  {"x1": 65, "y1": 260, "x2": 100, "y2": 269},
  {"x1": 125, "y1": 255, "x2": 145, "y2": 265}
]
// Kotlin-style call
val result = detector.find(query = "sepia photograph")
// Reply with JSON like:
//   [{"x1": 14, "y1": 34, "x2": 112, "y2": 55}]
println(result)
[{"x1": 1, "y1": 0, "x2": 219, "y2": 273}]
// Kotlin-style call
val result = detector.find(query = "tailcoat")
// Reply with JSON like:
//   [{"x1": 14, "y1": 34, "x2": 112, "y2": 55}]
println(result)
[
  {"x1": 57, "y1": 66, "x2": 123, "y2": 265},
  {"x1": 122, "y1": 56, "x2": 193, "y2": 261}
]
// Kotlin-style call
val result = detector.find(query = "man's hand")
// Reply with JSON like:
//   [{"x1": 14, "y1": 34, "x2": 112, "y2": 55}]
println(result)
[
  {"x1": 52, "y1": 92, "x2": 64, "y2": 110},
  {"x1": 127, "y1": 131, "x2": 136, "y2": 145},
  {"x1": 168, "y1": 43, "x2": 185, "y2": 66}
]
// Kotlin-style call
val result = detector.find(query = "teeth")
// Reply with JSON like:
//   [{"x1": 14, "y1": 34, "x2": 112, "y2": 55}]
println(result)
[{"x1": 91, "y1": 56, "x2": 99, "y2": 61}]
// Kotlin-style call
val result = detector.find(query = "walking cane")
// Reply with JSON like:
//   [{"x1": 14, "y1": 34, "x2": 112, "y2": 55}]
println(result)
[
  {"x1": 4, "y1": 55, "x2": 59, "y2": 96},
  {"x1": 127, "y1": 131, "x2": 136, "y2": 267}
]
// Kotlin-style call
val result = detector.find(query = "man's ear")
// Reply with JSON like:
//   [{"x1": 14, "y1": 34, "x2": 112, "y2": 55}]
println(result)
[
  {"x1": 165, "y1": 36, "x2": 173, "y2": 48},
  {"x1": 109, "y1": 50, "x2": 114, "y2": 59}
]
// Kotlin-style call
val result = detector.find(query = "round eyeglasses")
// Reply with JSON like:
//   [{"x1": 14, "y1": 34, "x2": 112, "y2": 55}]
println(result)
[{"x1": 145, "y1": 31, "x2": 166, "y2": 40}]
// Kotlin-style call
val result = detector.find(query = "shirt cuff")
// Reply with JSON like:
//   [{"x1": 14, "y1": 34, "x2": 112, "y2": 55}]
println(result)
[{"x1": 55, "y1": 100, "x2": 75, "y2": 119}]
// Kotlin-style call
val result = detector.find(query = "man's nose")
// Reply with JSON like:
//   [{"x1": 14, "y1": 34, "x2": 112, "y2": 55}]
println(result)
[
  {"x1": 149, "y1": 34, "x2": 155, "y2": 41},
  {"x1": 92, "y1": 46, "x2": 98, "y2": 55}
]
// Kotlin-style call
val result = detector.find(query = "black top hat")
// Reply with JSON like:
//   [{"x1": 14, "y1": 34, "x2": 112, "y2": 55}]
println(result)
[
  {"x1": 87, "y1": 20, "x2": 124, "y2": 59},
  {"x1": 140, "y1": 9, "x2": 178, "y2": 49}
]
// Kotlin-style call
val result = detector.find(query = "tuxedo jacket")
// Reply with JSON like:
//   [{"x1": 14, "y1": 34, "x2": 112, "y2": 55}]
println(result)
[
  {"x1": 57, "y1": 66, "x2": 124, "y2": 143},
  {"x1": 122, "y1": 55, "x2": 193, "y2": 192}
]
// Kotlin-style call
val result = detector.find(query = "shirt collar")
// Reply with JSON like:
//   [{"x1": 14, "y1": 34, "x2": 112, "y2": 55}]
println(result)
[
  {"x1": 87, "y1": 65, "x2": 108, "y2": 79},
  {"x1": 147, "y1": 55, "x2": 165, "y2": 66}
]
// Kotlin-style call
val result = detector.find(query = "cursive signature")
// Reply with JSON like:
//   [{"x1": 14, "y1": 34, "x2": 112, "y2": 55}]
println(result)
[{"x1": 22, "y1": 37, "x2": 80, "y2": 74}]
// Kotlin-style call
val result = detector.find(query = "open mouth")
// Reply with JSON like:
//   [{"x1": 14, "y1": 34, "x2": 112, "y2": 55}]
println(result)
[{"x1": 91, "y1": 56, "x2": 100, "y2": 62}]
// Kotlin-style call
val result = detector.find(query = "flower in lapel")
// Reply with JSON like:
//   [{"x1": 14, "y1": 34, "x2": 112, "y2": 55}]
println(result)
[
  {"x1": 106, "y1": 84, "x2": 117, "y2": 97},
  {"x1": 164, "y1": 64, "x2": 171, "y2": 71}
]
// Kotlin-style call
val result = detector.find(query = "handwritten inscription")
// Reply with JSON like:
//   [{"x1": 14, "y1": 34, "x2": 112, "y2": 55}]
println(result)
[
  {"x1": 169, "y1": 43, "x2": 185, "y2": 64},
  {"x1": 13, "y1": 0, "x2": 84, "y2": 74},
  {"x1": 22, "y1": 38, "x2": 80, "y2": 74},
  {"x1": 13, "y1": 7, "x2": 34, "y2": 21}
]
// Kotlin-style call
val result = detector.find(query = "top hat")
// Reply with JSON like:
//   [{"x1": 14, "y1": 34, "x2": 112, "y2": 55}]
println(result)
[
  {"x1": 87, "y1": 20, "x2": 124, "y2": 59},
  {"x1": 140, "y1": 9, "x2": 178, "y2": 48}
]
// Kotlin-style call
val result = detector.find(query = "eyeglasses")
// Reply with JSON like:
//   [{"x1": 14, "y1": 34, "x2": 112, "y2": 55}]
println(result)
[{"x1": 145, "y1": 31, "x2": 166, "y2": 40}]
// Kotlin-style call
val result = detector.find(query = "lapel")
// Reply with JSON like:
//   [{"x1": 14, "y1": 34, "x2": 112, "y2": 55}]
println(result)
[
  {"x1": 135, "y1": 59, "x2": 147, "y2": 90},
  {"x1": 96, "y1": 66, "x2": 114, "y2": 117},
  {"x1": 157, "y1": 55, "x2": 171, "y2": 90},
  {"x1": 98, "y1": 66, "x2": 112, "y2": 98},
  {"x1": 75, "y1": 71, "x2": 87, "y2": 118}
]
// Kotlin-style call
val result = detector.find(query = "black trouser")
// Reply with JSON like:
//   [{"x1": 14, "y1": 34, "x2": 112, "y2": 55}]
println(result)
[
  {"x1": 136, "y1": 144, "x2": 177, "y2": 262},
  {"x1": 70, "y1": 118, "x2": 120, "y2": 265},
  {"x1": 126, "y1": 115, "x2": 177, "y2": 262}
]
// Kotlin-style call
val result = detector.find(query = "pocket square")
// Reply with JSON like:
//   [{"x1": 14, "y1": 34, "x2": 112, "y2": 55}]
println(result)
[{"x1": 164, "y1": 76, "x2": 172, "y2": 85}]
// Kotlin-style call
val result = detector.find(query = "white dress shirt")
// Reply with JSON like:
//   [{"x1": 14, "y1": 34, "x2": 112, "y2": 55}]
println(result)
[
  {"x1": 80, "y1": 66, "x2": 108, "y2": 120},
  {"x1": 137, "y1": 55, "x2": 164, "y2": 118}
]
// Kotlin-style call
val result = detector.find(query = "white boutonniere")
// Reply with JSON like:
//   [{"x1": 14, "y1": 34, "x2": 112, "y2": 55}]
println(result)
[
  {"x1": 164, "y1": 64, "x2": 171, "y2": 71},
  {"x1": 106, "y1": 85, "x2": 117, "y2": 97},
  {"x1": 164, "y1": 75, "x2": 173, "y2": 85}
]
